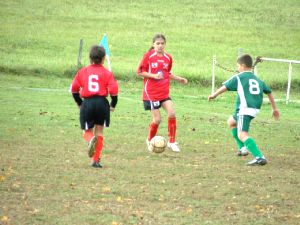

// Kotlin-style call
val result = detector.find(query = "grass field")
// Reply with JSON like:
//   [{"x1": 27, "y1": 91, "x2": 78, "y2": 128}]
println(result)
[
  {"x1": 0, "y1": 0, "x2": 300, "y2": 86},
  {"x1": 0, "y1": 74, "x2": 300, "y2": 224},
  {"x1": 1, "y1": 0, "x2": 300, "y2": 224}
]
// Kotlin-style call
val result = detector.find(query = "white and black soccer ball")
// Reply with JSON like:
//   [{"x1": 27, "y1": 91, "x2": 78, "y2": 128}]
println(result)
[{"x1": 149, "y1": 136, "x2": 167, "y2": 153}]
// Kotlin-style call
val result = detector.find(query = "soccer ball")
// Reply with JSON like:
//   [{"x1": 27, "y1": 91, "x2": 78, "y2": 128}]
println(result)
[{"x1": 149, "y1": 136, "x2": 167, "y2": 153}]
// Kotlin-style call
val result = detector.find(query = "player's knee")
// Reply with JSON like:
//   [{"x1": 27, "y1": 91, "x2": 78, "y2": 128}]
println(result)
[
  {"x1": 227, "y1": 117, "x2": 236, "y2": 128},
  {"x1": 238, "y1": 132, "x2": 248, "y2": 142},
  {"x1": 153, "y1": 117, "x2": 162, "y2": 124},
  {"x1": 167, "y1": 111, "x2": 176, "y2": 118}
]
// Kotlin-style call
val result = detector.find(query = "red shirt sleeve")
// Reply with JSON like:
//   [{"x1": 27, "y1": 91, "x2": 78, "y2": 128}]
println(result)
[
  {"x1": 141, "y1": 51, "x2": 151, "y2": 73},
  {"x1": 108, "y1": 73, "x2": 118, "y2": 96},
  {"x1": 70, "y1": 71, "x2": 82, "y2": 93}
]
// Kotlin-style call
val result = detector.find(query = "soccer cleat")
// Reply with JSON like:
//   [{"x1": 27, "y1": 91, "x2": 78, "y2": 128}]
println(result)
[
  {"x1": 237, "y1": 146, "x2": 249, "y2": 156},
  {"x1": 246, "y1": 157, "x2": 267, "y2": 166},
  {"x1": 91, "y1": 160, "x2": 102, "y2": 168},
  {"x1": 88, "y1": 136, "x2": 97, "y2": 158},
  {"x1": 167, "y1": 142, "x2": 180, "y2": 152}
]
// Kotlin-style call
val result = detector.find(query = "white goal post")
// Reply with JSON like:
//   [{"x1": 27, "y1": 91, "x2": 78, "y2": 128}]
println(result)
[{"x1": 212, "y1": 56, "x2": 300, "y2": 104}]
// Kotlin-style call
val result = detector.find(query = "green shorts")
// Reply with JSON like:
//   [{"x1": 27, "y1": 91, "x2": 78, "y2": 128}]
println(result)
[{"x1": 233, "y1": 113, "x2": 254, "y2": 132}]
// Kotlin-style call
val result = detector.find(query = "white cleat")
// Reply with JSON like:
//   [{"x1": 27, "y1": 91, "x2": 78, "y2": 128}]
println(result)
[
  {"x1": 167, "y1": 142, "x2": 180, "y2": 152},
  {"x1": 146, "y1": 139, "x2": 152, "y2": 152},
  {"x1": 237, "y1": 146, "x2": 249, "y2": 156}
]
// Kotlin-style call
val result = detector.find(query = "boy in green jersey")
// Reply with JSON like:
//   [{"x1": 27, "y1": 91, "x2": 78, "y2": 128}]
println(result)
[{"x1": 208, "y1": 54, "x2": 280, "y2": 166}]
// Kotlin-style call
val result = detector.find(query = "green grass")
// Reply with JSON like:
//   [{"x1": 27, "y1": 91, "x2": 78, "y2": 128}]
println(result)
[
  {"x1": 1, "y1": 0, "x2": 300, "y2": 224},
  {"x1": 1, "y1": 74, "x2": 299, "y2": 224},
  {"x1": 0, "y1": 0, "x2": 300, "y2": 87}
]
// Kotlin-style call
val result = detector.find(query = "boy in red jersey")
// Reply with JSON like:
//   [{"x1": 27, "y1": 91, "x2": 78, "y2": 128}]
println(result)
[
  {"x1": 137, "y1": 34, "x2": 188, "y2": 152},
  {"x1": 71, "y1": 45, "x2": 118, "y2": 168}
]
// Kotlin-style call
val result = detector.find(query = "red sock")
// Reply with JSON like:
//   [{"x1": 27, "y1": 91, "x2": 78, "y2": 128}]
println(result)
[
  {"x1": 168, "y1": 117, "x2": 176, "y2": 143},
  {"x1": 83, "y1": 130, "x2": 94, "y2": 142},
  {"x1": 148, "y1": 122, "x2": 159, "y2": 141},
  {"x1": 93, "y1": 136, "x2": 103, "y2": 162}
]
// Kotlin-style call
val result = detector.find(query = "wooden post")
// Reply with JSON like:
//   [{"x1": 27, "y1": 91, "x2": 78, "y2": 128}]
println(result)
[
  {"x1": 212, "y1": 55, "x2": 216, "y2": 94},
  {"x1": 77, "y1": 39, "x2": 83, "y2": 68},
  {"x1": 238, "y1": 48, "x2": 244, "y2": 57}
]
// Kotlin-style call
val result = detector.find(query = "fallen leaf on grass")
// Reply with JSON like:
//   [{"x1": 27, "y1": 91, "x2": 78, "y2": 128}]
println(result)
[
  {"x1": 116, "y1": 196, "x2": 123, "y2": 203},
  {"x1": 102, "y1": 187, "x2": 111, "y2": 193},
  {"x1": 0, "y1": 175, "x2": 5, "y2": 182},
  {"x1": 186, "y1": 208, "x2": 193, "y2": 214},
  {"x1": 29, "y1": 208, "x2": 39, "y2": 214},
  {"x1": 1, "y1": 216, "x2": 9, "y2": 222}
]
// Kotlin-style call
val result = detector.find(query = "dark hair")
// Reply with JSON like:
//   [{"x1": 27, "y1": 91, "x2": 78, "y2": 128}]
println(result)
[
  {"x1": 237, "y1": 54, "x2": 253, "y2": 68},
  {"x1": 148, "y1": 33, "x2": 166, "y2": 51},
  {"x1": 89, "y1": 45, "x2": 106, "y2": 64}
]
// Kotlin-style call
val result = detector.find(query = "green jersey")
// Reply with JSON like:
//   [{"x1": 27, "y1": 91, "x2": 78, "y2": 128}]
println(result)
[{"x1": 224, "y1": 71, "x2": 272, "y2": 117}]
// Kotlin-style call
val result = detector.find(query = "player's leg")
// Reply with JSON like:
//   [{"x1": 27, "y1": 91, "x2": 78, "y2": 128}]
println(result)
[
  {"x1": 91, "y1": 125, "x2": 104, "y2": 168},
  {"x1": 228, "y1": 115, "x2": 247, "y2": 156},
  {"x1": 83, "y1": 129, "x2": 94, "y2": 142},
  {"x1": 148, "y1": 109, "x2": 161, "y2": 141},
  {"x1": 237, "y1": 115, "x2": 267, "y2": 166},
  {"x1": 161, "y1": 100, "x2": 176, "y2": 143},
  {"x1": 143, "y1": 100, "x2": 161, "y2": 145},
  {"x1": 83, "y1": 129, "x2": 98, "y2": 158},
  {"x1": 80, "y1": 99, "x2": 97, "y2": 158},
  {"x1": 91, "y1": 97, "x2": 110, "y2": 168},
  {"x1": 161, "y1": 100, "x2": 180, "y2": 152}
]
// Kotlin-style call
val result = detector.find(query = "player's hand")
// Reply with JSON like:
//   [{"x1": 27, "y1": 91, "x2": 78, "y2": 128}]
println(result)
[
  {"x1": 208, "y1": 95, "x2": 215, "y2": 101},
  {"x1": 110, "y1": 107, "x2": 115, "y2": 112},
  {"x1": 153, "y1": 72, "x2": 163, "y2": 80},
  {"x1": 272, "y1": 109, "x2": 280, "y2": 120},
  {"x1": 179, "y1": 78, "x2": 188, "y2": 85}
]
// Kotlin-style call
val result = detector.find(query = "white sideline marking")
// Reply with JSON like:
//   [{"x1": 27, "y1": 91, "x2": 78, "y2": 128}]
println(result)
[
  {"x1": 263, "y1": 98, "x2": 300, "y2": 103},
  {"x1": 8, "y1": 86, "x2": 66, "y2": 92},
  {"x1": 5, "y1": 86, "x2": 300, "y2": 104}
]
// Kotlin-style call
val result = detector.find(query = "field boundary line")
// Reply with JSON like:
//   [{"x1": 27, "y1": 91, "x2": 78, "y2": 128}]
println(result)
[{"x1": 4, "y1": 86, "x2": 300, "y2": 104}]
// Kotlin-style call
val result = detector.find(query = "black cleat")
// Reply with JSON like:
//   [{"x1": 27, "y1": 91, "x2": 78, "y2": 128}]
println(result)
[
  {"x1": 247, "y1": 157, "x2": 267, "y2": 166},
  {"x1": 92, "y1": 159, "x2": 102, "y2": 168},
  {"x1": 91, "y1": 161, "x2": 103, "y2": 168}
]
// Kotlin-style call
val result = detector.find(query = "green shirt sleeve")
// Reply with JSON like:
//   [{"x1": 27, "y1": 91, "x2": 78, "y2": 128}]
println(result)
[
  {"x1": 262, "y1": 82, "x2": 272, "y2": 94},
  {"x1": 223, "y1": 75, "x2": 238, "y2": 91}
]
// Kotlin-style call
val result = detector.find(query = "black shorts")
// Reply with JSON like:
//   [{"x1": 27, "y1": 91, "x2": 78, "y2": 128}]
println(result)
[
  {"x1": 80, "y1": 96, "x2": 110, "y2": 130},
  {"x1": 143, "y1": 97, "x2": 171, "y2": 110}
]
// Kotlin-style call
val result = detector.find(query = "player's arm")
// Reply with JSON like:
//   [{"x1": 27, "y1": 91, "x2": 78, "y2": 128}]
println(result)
[
  {"x1": 70, "y1": 73, "x2": 82, "y2": 108},
  {"x1": 267, "y1": 93, "x2": 280, "y2": 120},
  {"x1": 139, "y1": 71, "x2": 163, "y2": 79},
  {"x1": 208, "y1": 85, "x2": 227, "y2": 101},
  {"x1": 137, "y1": 53, "x2": 163, "y2": 79},
  {"x1": 108, "y1": 73, "x2": 119, "y2": 111},
  {"x1": 72, "y1": 92, "x2": 83, "y2": 107},
  {"x1": 110, "y1": 95, "x2": 118, "y2": 111},
  {"x1": 170, "y1": 73, "x2": 188, "y2": 84}
]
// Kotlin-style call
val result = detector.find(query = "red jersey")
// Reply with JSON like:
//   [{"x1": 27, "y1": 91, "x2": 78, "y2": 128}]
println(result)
[
  {"x1": 138, "y1": 49, "x2": 173, "y2": 101},
  {"x1": 71, "y1": 64, "x2": 118, "y2": 98}
]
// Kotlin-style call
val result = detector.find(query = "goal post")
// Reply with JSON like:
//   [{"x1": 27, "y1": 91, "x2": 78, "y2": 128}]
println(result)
[
  {"x1": 254, "y1": 57, "x2": 300, "y2": 104},
  {"x1": 212, "y1": 56, "x2": 300, "y2": 104}
]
